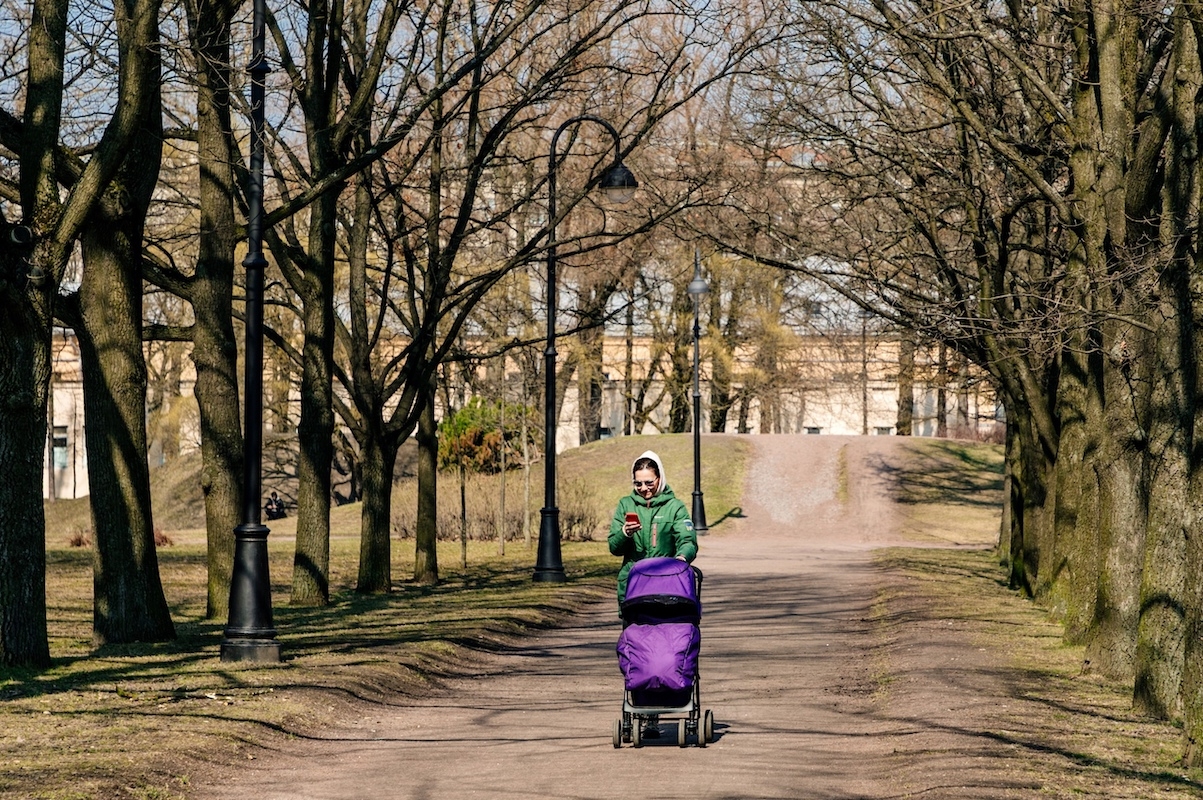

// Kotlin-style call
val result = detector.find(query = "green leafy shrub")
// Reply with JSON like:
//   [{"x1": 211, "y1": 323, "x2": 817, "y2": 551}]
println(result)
[{"x1": 437, "y1": 397, "x2": 538, "y2": 474}]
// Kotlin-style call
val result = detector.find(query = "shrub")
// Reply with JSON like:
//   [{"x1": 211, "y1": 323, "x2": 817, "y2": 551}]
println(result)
[
  {"x1": 389, "y1": 471, "x2": 606, "y2": 543},
  {"x1": 437, "y1": 397, "x2": 539, "y2": 474},
  {"x1": 66, "y1": 527, "x2": 92, "y2": 548}
]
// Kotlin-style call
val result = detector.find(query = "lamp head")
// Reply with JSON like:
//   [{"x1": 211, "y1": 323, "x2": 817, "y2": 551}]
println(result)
[
  {"x1": 598, "y1": 162, "x2": 637, "y2": 204},
  {"x1": 687, "y1": 261, "x2": 709, "y2": 297}
]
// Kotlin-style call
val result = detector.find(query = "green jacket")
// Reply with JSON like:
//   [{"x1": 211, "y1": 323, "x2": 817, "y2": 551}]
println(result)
[{"x1": 608, "y1": 485, "x2": 697, "y2": 605}]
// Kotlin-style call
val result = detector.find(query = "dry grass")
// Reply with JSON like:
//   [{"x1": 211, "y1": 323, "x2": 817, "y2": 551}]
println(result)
[
  {"x1": 876, "y1": 440, "x2": 1203, "y2": 795},
  {"x1": 877, "y1": 546, "x2": 1203, "y2": 796}
]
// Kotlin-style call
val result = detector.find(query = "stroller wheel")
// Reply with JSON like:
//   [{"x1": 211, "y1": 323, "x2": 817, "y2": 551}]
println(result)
[
  {"x1": 677, "y1": 721, "x2": 687, "y2": 747},
  {"x1": 622, "y1": 712, "x2": 632, "y2": 743},
  {"x1": 613, "y1": 718, "x2": 623, "y2": 748},
  {"x1": 703, "y1": 709, "x2": 714, "y2": 745},
  {"x1": 632, "y1": 722, "x2": 643, "y2": 748}
]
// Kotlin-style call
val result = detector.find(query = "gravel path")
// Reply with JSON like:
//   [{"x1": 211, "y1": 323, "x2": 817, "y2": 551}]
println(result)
[{"x1": 193, "y1": 435, "x2": 1051, "y2": 799}]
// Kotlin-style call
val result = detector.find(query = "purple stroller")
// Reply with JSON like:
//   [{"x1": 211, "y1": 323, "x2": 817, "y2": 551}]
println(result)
[{"x1": 613, "y1": 557, "x2": 714, "y2": 747}]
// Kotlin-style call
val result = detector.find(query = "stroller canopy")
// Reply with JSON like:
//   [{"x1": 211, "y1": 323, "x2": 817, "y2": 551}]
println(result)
[{"x1": 621, "y1": 557, "x2": 701, "y2": 624}]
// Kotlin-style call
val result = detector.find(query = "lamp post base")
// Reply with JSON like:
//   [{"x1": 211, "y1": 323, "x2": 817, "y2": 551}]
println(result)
[
  {"x1": 221, "y1": 522, "x2": 281, "y2": 663},
  {"x1": 533, "y1": 507, "x2": 567, "y2": 582},
  {"x1": 220, "y1": 638, "x2": 281, "y2": 662},
  {"x1": 692, "y1": 491, "x2": 708, "y2": 536}
]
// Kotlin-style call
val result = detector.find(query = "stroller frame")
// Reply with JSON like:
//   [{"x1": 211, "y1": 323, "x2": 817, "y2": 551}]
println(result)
[
  {"x1": 613, "y1": 559, "x2": 714, "y2": 748},
  {"x1": 616, "y1": 675, "x2": 714, "y2": 748}
]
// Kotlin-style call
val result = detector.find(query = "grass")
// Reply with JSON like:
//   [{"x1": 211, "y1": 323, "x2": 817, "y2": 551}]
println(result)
[
  {"x1": 876, "y1": 546, "x2": 1203, "y2": 796},
  {"x1": 886, "y1": 437, "x2": 1006, "y2": 546},
  {"x1": 2, "y1": 434, "x2": 749, "y2": 800}
]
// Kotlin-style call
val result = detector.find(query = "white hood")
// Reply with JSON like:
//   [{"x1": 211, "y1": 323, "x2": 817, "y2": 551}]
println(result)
[{"x1": 633, "y1": 449, "x2": 669, "y2": 496}]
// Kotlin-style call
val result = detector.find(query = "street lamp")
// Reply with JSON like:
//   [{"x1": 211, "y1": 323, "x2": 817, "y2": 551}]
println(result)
[
  {"x1": 687, "y1": 249, "x2": 709, "y2": 535},
  {"x1": 221, "y1": 0, "x2": 280, "y2": 662},
  {"x1": 533, "y1": 115, "x2": 638, "y2": 583}
]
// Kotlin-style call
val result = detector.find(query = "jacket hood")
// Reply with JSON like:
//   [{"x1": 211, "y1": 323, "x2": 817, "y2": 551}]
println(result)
[{"x1": 632, "y1": 449, "x2": 670, "y2": 497}]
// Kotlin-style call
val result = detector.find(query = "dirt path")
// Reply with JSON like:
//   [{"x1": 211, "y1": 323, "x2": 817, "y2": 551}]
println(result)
[{"x1": 196, "y1": 435, "x2": 1191, "y2": 799}]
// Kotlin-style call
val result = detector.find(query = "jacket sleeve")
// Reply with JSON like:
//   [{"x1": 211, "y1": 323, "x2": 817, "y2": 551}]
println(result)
[
  {"x1": 672, "y1": 501, "x2": 698, "y2": 562},
  {"x1": 609, "y1": 500, "x2": 633, "y2": 556}
]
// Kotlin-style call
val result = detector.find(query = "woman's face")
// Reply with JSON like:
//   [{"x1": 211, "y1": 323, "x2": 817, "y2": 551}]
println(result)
[{"x1": 633, "y1": 467, "x2": 659, "y2": 500}]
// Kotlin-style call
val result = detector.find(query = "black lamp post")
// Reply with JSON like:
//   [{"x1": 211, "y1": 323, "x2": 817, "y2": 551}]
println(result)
[
  {"x1": 687, "y1": 249, "x2": 709, "y2": 535},
  {"x1": 221, "y1": 0, "x2": 280, "y2": 662},
  {"x1": 533, "y1": 115, "x2": 637, "y2": 583}
]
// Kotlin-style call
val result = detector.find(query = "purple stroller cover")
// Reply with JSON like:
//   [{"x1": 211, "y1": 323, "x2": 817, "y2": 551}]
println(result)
[
  {"x1": 625, "y1": 557, "x2": 699, "y2": 607},
  {"x1": 617, "y1": 622, "x2": 700, "y2": 692}
]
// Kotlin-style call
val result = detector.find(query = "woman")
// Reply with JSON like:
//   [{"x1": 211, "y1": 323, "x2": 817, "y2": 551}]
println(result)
[{"x1": 608, "y1": 450, "x2": 698, "y2": 606}]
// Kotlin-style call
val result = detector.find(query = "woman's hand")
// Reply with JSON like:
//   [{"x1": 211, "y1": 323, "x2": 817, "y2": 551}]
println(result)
[{"x1": 623, "y1": 520, "x2": 640, "y2": 537}]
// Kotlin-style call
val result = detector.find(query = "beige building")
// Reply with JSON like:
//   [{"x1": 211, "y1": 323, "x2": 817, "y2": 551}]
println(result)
[{"x1": 44, "y1": 327, "x2": 1000, "y2": 499}]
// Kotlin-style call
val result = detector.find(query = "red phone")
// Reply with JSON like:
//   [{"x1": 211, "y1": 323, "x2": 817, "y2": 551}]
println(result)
[{"x1": 625, "y1": 512, "x2": 639, "y2": 526}]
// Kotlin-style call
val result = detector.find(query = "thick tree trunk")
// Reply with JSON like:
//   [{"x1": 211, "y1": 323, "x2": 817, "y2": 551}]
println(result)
[
  {"x1": 998, "y1": 413, "x2": 1017, "y2": 567},
  {"x1": 78, "y1": 212, "x2": 175, "y2": 644},
  {"x1": 1005, "y1": 402, "x2": 1054, "y2": 596},
  {"x1": 1085, "y1": 400, "x2": 1146, "y2": 681},
  {"x1": 414, "y1": 385, "x2": 439, "y2": 584},
  {"x1": 290, "y1": 192, "x2": 337, "y2": 606},
  {"x1": 1132, "y1": 293, "x2": 1189, "y2": 712},
  {"x1": 75, "y1": 10, "x2": 173, "y2": 644},
  {"x1": 356, "y1": 433, "x2": 397, "y2": 593},
  {"x1": 0, "y1": 300, "x2": 51, "y2": 666},
  {"x1": 186, "y1": 0, "x2": 243, "y2": 619},
  {"x1": 1048, "y1": 340, "x2": 1097, "y2": 633}
]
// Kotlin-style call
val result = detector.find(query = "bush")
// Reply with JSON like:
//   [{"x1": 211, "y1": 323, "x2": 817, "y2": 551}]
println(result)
[
  {"x1": 66, "y1": 526, "x2": 92, "y2": 548},
  {"x1": 437, "y1": 397, "x2": 539, "y2": 474}
]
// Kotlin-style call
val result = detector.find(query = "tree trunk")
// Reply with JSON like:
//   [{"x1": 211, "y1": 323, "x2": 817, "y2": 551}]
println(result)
[
  {"x1": 75, "y1": 11, "x2": 174, "y2": 644},
  {"x1": 1132, "y1": 291, "x2": 1189, "y2": 712},
  {"x1": 1005, "y1": 400, "x2": 1054, "y2": 596},
  {"x1": 936, "y1": 343, "x2": 948, "y2": 437},
  {"x1": 1084, "y1": 393, "x2": 1146, "y2": 681},
  {"x1": 896, "y1": 331, "x2": 915, "y2": 436},
  {"x1": 498, "y1": 399, "x2": 506, "y2": 556},
  {"x1": 1048, "y1": 340, "x2": 1094, "y2": 627},
  {"x1": 77, "y1": 205, "x2": 175, "y2": 644},
  {"x1": 185, "y1": 0, "x2": 243, "y2": 619},
  {"x1": 414, "y1": 384, "x2": 439, "y2": 584},
  {"x1": 578, "y1": 325, "x2": 604, "y2": 444},
  {"x1": 459, "y1": 460, "x2": 468, "y2": 569},
  {"x1": 668, "y1": 284, "x2": 693, "y2": 433},
  {"x1": 356, "y1": 432, "x2": 397, "y2": 593},
  {"x1": 0, "y1": 294, "x2": 51, "y2": 666},
  {"x1": 76, "y1": 243, "x2": 175, "y2": 643},
  {"x1": 290, "y1": 192, "x2": 337, "y2": 605}
]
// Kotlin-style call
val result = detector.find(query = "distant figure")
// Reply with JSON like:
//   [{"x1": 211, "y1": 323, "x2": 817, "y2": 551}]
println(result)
[{"x1": 264, "y1": 491, "x2": 286, "y2": 520}]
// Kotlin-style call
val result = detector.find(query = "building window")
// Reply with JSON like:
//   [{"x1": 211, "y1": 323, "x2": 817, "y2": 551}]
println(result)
[
  {"x1": 874, "y1": 427, "x2": 893, "y2": 435},
  {"x1": 805, "y1": 427, "x2": 822, "y2": 435},
  {"x1": 52, "y1": 426, "x2": 68, "y2": 469}
]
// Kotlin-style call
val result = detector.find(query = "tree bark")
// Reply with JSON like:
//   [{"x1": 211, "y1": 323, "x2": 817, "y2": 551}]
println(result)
[
  {"x1": 75, "y1": 0, "x2": 173, "y2": 645},
  {"x1": 356, "y1": 432, "x2": 397, "y2": 593},
  {"x1": 896, "y1": 331, "x2": 915, "y2": 436},
  {"x1": 414, "y1": 383, "x2": 439, "y2": 584},
  {"x1": 185, "y1": 0, "x2": 243, "y2": 619},
  {"x1": 0, "y1": 276, "x2": 50, "y2": 666},
  {"x1": 289, "y1": 189, "x2": 337, "y2": 605}
]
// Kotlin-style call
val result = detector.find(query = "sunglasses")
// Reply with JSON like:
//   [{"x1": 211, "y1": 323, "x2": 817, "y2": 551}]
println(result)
[{"x1": 633, "y1": 480, "x2": 658, "y2": 488}]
